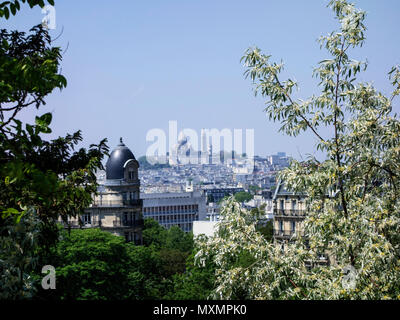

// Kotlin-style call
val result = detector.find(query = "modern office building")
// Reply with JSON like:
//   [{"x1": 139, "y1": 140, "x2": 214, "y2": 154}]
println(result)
[{"x1": 141, "y1": 191, "x2": 207, "y2": 232}]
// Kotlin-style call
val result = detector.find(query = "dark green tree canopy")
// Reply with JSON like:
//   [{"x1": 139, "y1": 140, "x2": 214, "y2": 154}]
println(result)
[
  {"x1": 0, "y1": 2, "x2": 109, "y2": 299},
  {"x1": 46, "y1": 229, "x2": 131, "y2": 300},
  {"x1": 234, "y1": 191, "x2": 253, "y2": 203}
]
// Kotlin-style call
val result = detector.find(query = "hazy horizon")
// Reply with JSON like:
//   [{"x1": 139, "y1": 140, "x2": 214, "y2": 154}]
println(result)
[{"x1": 2, "y1": 0, "x2": 399, "y2": 160}]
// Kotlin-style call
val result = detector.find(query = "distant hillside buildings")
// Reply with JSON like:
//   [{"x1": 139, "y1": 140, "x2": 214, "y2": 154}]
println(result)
[{"x1": 61, "y1": 137, "x2": 292, "y2": 241}]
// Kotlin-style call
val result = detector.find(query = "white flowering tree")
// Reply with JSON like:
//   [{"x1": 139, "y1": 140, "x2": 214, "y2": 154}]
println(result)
[{"x1": 195, "y1": 0, "x2": 400, "y2": 299}]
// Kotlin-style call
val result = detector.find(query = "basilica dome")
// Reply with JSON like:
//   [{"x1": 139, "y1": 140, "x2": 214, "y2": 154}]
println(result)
[{"x1": 106, "y1": 138, "x2": 137, "y2": 180}]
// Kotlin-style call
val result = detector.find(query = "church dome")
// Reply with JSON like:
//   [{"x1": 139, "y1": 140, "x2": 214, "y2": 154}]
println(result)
[{"x1": 106, "y1": 138, "x2": 136, "y2": 180}]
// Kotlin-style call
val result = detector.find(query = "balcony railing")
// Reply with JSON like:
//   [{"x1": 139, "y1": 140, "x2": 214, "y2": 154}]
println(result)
[
  {"x1": 90, "y1": 199, "x2": 143, "y2": 207},
  {"x1": 273, "y1": 209, "x2": 307, "y2": 217},
  {"x1": 273, "y1": 229, "x2": 304, "y2": 238},
  {"x1": 62, "y1": 221, "x2": 101, "y2": 229},
  {"x1": 112, "y1": 219, "x2": 144, "y2": 228}
]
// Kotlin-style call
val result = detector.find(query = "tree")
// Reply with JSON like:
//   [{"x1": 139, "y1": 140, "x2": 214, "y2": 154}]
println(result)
[
  {"x1": 196, "y1": 0, "x2": 400, "y2": 299},
  {"x1": 250, "y1": 206, "x2": 274, "y2": 243},
  {"x1": 139, "y1": 218, "x2": 198, "y2": 298},
  {"x1": 158, "y1": 248, "x2": 188, "y2": 278},
  {"x1": 167, "y1": 250, "x2": 216, "y2": 300},
  {"x1": 39, "y1": 229, "x2": 131, "y2": 300},
  {"x1": 142, "y1": 218, "x2": 168, "y2": 248},
  {"x1": 125, "y1": 244, "x2": 165, "y2": 300},
  {"x1": 0, "y1": 207, "x2": 43, "y2": 299},
  {"x1": 143, "y1": 219, "x2": 194, "y2": 253},
  {"x1": 0, "y1": 1, "x2": 108, "y2": 298},
  {"x1": 234, "y1": 191, "x2": 253, "y2": 203},
  {"x1": 256, "y1": 219, "x2": 273, "y2": 243},
  {"x1": 165, "y1": 226, "x2": 194, "y2": 254},
  {"x1": 143, "y1": 220, "x2": 194, "y2": 278},
  {"x1": 0, "y1": 24, "x2": 108, "y2": 232},
  {"x1": 0, "y1": 0, "x2": 55, "y2": 19},
  {"x1": 249, "y1": 185, "x2": 261, "y2": 194}
]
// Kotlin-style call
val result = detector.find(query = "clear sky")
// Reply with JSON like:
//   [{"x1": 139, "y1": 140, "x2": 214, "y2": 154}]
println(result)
[{"x1": 1, "y1": 0, "x2": 399, "y2": 159}]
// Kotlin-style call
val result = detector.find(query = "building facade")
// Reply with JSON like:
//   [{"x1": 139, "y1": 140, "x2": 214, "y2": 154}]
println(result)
[
  {"x1": 62, "y1": 139, "x2": 144, "y2": 244},
  {"x1": 142, "y1": 191, "x2": 207, "y2": 232},
  {"x1": 273, "y1": 179, "x2": 330, "y2": 266},
  {"x1": 272, "y1": 179, "x2": 307, "y2": 244}
]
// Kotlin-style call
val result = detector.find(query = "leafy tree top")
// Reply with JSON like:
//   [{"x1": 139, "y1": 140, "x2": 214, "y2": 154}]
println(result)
[
  {"x1": 0, "y1": 0, "x2": 54, "y2": 19},
  {"x1": 197, "y1": 0, "x2": 400, "y2": 300}
]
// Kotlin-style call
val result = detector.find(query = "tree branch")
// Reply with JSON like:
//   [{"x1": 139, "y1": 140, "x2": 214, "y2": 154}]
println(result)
[{"x1": 274, "y1": 74, "x2": 326, "y2": 143}]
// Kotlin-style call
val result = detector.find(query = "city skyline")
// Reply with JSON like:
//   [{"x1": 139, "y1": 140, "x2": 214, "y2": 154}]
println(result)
[
  {"x1": 2, "y1": 0, "x2": 399, "y2": 159},
  {"x1": 2, "y1": 0, "x2": 400, "y2": 302}
]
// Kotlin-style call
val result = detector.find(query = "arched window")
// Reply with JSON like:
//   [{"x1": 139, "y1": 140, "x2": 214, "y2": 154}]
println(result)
[{"x1": 128, "y1": 169, "x2": 135, "y2": 180}]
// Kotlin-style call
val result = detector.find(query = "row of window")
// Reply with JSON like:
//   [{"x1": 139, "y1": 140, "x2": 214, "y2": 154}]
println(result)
[
  {"x1": 278, "y1": 199, "x2": 301, "y2": 210},
  {"x1": 77, "y1": 212, "x2": 141, "y2": 224},
  {"x1": 124, "y1": 231, "x2": 140, "y2": 243},
  {"x1": 148, "y1": 214, "x2": 197, "y2": 223},
  {"x1": 123, "y1": 212, "x2": 140, "y2": 221},
  {"x1": 124, "y1": 191, "x2": 139, "y2": 200},
  {"x1": 143, "y1": 204, "x2": 199, "y2": 214},
  {"x1": 278, "y1": 220, "x2": 297, "y2": 231}
]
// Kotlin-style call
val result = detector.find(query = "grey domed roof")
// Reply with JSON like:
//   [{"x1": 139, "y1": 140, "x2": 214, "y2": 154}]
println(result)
[{"x1": 106, "y1": 138, "x2": 136, "y2": 180}]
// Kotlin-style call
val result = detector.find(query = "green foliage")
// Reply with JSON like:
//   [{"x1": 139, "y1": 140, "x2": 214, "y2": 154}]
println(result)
[
  {"x1": 142, "y1": 219, "x2": 195, "y2": 283},
  {"x1": 142, "y1": 218, "x2": 168, "y2": 248},
  {"x1": 165, "y1": 226, "x2": 194, "y2": 253},
  {"x1": 198, "y1": 0, "x2": 400, "y2": 299},
  {"x1": 143, "y1": 219, "x2": 193, "y2": 253},
  {"x1": 250, "y1": 206, "x2": 274, "y2": 242},
  {"x1": 0, "y1": 25, "x2": 66, "y2": 110},
  {"x1": 158, "y1": 248, "x2": 188, "y2": 278},
  {"x1": 37, "y1": 227, "x2": 183, "y2": 300},
  {"x1": 166, "y1": 250, "x2": 216, "y2": 300},
  {"x1": 0, "y1": 0, "x2": 55, "y2": 20},
  {"x1": 141, "y1": 218, "x2": 218, "y2": 299},
  {"x1": 0, "y1": 24, "x2": 108, "y2": 230},
  {"x1": 31, "y1": 220, "x2": 212, "y2": 300},
  {"x1": 257, "y1": 219, "x2": 273, "y2": 243},
  {"x1": 248, "y1": 185, "x2": 261, "y2": 194},
  {"x1": 0, "y1": 208, "x2": 43, "y2": 299},
  {"x1": 0, "y1": 7, "x2": 108, "y2": 298},
  {"x1": 234, "y1": 191, "x2": 253, "y2": 203},
  {"x1": 125, "y1": 244, "x2": 165, "y2": 299},
  {"x1": 37, "y1": 229, "x2": 131, "y2": 300},
  {"x1": 196, "y1": 198, "x2": 310, "y2": 300}
]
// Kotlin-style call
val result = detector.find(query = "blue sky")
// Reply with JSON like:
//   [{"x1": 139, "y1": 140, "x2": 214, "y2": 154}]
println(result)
[{"x1": 1, "y1": 0, "x2": 399, "y2": 159}]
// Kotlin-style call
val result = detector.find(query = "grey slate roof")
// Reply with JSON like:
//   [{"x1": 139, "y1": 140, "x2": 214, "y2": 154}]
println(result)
[{"x1": 105, "y1": 138, "x2": 137, "y2": 180}]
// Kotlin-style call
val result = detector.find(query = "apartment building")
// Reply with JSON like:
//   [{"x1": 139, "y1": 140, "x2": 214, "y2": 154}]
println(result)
[{"x1": 62, "y1": 139, "x2": 144, "y2": 244}]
